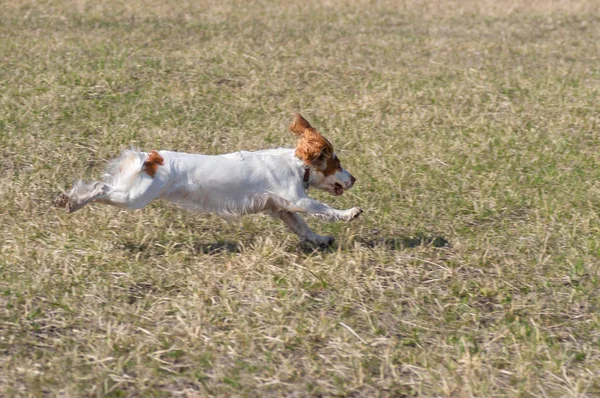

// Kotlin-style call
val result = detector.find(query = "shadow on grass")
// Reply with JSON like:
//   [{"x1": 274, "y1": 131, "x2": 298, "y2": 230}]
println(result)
[
  {"x1": 359, "y1": 233, "x2": 449, "y2": 250},
  {"x1": 122, "y1": 240, "x2": 241, "y2": 256},
  {"x1": 294, "y1": 233, "x2": 449, "y2": 255},
  {"x1": 194, "y1": 241, "x2": 241, "y2": 255},
  {"x1": 122, "y1": 233, "x2": 448, "y2": 258},
  {"x1": 296, "y1": 241, "x2": 336, "y2": 255}
]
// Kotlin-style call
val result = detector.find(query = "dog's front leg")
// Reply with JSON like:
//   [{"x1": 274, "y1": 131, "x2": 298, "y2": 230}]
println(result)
[
  {"x1": 278, "y1": 210, "x2": 334, "y2": 246},
  {"x1": 290, "y1": 198, "x2": 362, "y2": 222}
]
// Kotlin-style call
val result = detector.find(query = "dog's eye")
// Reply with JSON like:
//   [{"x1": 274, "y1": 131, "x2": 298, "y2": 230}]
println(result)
[{"x1": 315, "y1": 150, "x2": 328, "y2": 162}]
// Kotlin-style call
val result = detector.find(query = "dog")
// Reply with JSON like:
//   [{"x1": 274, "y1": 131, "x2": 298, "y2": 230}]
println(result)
[{"x1": 53, "y1": 114, "x2": 362, "y2": 245}]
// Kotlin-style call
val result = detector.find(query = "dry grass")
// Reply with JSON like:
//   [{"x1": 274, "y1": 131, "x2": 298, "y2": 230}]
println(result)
[{"x1": 2, "y1": 0, "x2": 600, "y2": 396}]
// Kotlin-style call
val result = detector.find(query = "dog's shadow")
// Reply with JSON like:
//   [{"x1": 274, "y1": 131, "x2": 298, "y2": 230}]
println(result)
[
  {"x1": 122, "y1": 240, "x2": 241, "y2": 257},
  {"x1": 194, "y1": 241, "x2": 241, "y2": 255},
  {"x1": 296, "y1": 233, "x2": 449, "y2": 255},
  {"x1": 122, "y1": 234, "x2": 449, "y2": 258},
  {"x1": 358, "y1": 233, "x2": 449, "y2": 250}
]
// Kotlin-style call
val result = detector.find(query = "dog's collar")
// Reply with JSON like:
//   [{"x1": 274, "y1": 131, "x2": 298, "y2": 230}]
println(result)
[{"x1": 303, "y1": 167, "x2": 310, "y2": 191}]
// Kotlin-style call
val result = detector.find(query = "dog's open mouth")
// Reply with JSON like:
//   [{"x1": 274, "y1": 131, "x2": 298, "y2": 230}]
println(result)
[{"x1": 333, "y1": 183, "x2": 344, "y2": 196}]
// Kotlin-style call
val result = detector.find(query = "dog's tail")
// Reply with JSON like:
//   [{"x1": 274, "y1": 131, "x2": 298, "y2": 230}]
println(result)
[{"x1": 104, "y1": 149, "x2": 163, "y2": 187}]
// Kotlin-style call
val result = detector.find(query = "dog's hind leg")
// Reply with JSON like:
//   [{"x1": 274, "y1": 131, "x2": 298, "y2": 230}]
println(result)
[
  {"x1": 53, "y1": 180, "x2": 113, "y2": 213},
  {"x1": 54, "y1": 150, "x2": 166, "y2": 213},
  {"x1": 53, "y1": 178, "x2": 162, "y2": 212}
]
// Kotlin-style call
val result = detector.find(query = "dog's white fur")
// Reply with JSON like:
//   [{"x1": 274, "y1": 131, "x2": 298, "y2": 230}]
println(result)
[{"x1": 55, "y1": 115, "x2": 362, "y2": 245}]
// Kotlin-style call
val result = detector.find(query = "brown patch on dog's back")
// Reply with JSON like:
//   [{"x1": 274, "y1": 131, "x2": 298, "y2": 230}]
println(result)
[{"x1": 143, "y1": 150, "x2": 164, "y2": 177}]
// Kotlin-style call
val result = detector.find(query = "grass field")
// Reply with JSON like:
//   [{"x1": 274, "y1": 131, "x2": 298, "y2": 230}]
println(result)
[{"x1": 2, "y1": 0, "x2": 600, "y2": 396}]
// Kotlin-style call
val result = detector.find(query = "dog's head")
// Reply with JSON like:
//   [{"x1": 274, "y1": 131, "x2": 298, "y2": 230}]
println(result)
[{"x1": 290, "y1": 114, "x2": 356, "y2": 196}]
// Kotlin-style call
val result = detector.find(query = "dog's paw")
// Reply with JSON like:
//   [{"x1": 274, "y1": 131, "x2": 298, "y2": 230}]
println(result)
[
  {"x1": 53, "y1": 193, "x2": 71, "y2": 211},
  {"x1": 320, "y1": 236, "x2": 335, "y2": 247},
  {"x1": 308, "y1": 235, "x2": 335, "y2": 247},
  {"x1": 347, "y1": 207, "x2": 363, "y2": 222}
]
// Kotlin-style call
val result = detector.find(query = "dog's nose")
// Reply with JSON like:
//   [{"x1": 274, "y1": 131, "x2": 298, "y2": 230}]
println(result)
[{"x1": 350, "y1": 174, "x2": 356, "y2": 186}]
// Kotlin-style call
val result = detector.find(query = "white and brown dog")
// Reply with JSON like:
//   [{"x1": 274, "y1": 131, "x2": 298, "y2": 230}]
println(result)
[{"x1": 54, "y1": 114, "x2": 362, "y2": 245}]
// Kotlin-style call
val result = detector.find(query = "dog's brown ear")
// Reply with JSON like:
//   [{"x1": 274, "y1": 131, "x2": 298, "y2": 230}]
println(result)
[
  {"x1": 294, "y1": 129, "x2": 334, "y2": 169},
  {"x1": 290, "y1": 113, "x2": 312, "y2": 136}
]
